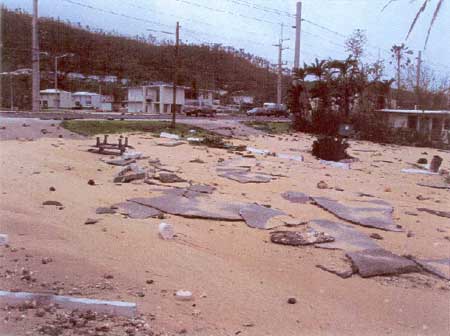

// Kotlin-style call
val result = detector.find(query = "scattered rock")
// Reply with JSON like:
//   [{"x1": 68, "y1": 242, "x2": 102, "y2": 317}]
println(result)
[
  {"x1": 406, "y1": 231, "x2": 415, "y2": 238},
  {"x1": 281, "y1": 191, "x2": 310, "y2": 204},
  {"x1": 84, "y1": 218, "x2": 99, "y2": 225},
  {"x1": 240, "y1": 203, "x2": 289, "y2": 230},
  {"x1": 312, "y1": 197, "x2": 400, "y2": 231},
  {"x1": 217, "y1": 167, "x2": 272, "y2": 184},
  {"x1": 131, "y1": 189, "x2": 245, "y2": 221},
  {"x1": 49, "y1": 186, "x2": 56, "y2": 192},
  {"x1": 317, "y1": 181, "x2": 329, "y2": 189},
  {"x1": 155, "y1": 172, "x2": 186, "y2": 183},
  {"x1": 346, "y1": 249, "x2": 420, "y2": 278},
  {"x1": 22, "y1": 123, "x2": 30, "y2": 127},
  {"x1": 369, "y1": 233, "x2": 383, "y2": 240},
  {"x1": 270, "y1": 229, "x2": 334, "y2": 246},
  {"x1": 114, "y1": 164, "x2": 146, "y2": 183},
  {"x1": 105, "y1": 158, "x2": 136, "y2": 166},
  {"x1": 42, "y1": 201, "x2": 63, "y2": 206},
  {"x1": 87, "y1": 179, "x2": 96, "y2": 186},
  {"x1": 309, "y1": 220, "x2": 380, "y2": 252},
  {"x1": 175, "y1": 290, "x2": 193, "y2": 301},
  {"x1": 316, "y1": 263, "x2": 353, "y2": 279},
  {"x1": 189, "y1": 158, "x2": 205, "y2": 163},
  {"x1": 287, "y1": 298, "x2": 297, "y2": 304},
  {"x1": 95, "y1": 207, "x2": 117, "y2": 214},
  {"x1": 416, "y1": 195, "x2": 430, "y2": 201},
  {"x1": 41, "y1": 257, "x2": 53, "y2": 264},
  {"x1": 114, "y1": 201, "x2": 162, "y2": 219},
  {"x1": 413, "y1": 258, "x2": 450, "y2": 280},
  {"x1": 0, "y1": 233, "x2": 9, "y2": 246},
  {"x1": 417, "y1": 208, "x2": 450, "y2": 219},
  {"x1": 417, "y1": 158, "x2": 427, "y2": 164},
  {"x1": 159, "y1": 223, "x2": 174, "y2": 240},
  {"x1": 284, "y1": 219, "x2": 307, "y2": 227}
]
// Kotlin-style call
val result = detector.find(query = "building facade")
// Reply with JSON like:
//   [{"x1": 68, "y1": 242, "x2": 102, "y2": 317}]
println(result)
[
  {"x1": 378, "y1": 109, "x2": 450, "y2": 143},
  {"x1": 72, "y1": 92, "x2": 102, "y2": 109},
  {"x1": 128, "y1": 83, "x2": 185, "y2": 114},
  {"x1": 40, "y1": 89, "x2": 73, "y2": 109}
]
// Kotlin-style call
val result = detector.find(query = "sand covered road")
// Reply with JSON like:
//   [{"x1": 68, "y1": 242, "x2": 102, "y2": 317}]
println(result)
[{"x1": 0, "y1": 130, "x2": 449, "y2": 335}]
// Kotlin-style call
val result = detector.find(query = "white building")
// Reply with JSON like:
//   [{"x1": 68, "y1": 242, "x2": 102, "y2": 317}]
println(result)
[
  {"x1": 128, "y1": 83, "x2": 185, "y2": 114},
  {"x1": 232, "y1": 95, "x2": 254, "y2": 105},
  {"x1": 72, "y1": 92, "x2": 102, "y2": 109},
  {"x1": 377, "y1": 109, "x2": 450, "y2": 143},
  {"x1": 40, "y1": 89, "x2": 73, "y2": 109}
]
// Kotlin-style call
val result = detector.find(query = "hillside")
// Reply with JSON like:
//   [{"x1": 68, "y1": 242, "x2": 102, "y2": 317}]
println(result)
[{"x1": 1, "y1": 6, "x2": 281, "y2": 109}]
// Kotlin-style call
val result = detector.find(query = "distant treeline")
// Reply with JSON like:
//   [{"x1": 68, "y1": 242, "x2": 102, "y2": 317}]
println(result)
[{"x1": 1, "y1": 7, "x2": 281, "y2": 109}]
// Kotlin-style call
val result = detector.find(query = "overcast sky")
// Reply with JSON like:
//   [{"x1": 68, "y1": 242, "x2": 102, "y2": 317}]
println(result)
[{"x1": 3, "y1": 0, "x2": 450, "y2": 79}]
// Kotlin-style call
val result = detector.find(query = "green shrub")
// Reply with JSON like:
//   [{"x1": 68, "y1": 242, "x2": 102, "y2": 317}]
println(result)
[{"x1": 312, "y1": 136, "x2": 350, "y2": 161}]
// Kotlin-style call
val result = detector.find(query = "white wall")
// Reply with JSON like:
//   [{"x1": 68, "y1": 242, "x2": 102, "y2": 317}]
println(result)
[
  {"x1": 160, "y1": 87, "x2": 185, "y2": 105},
  {"x1": 128, "y1": 87, "x2": 144, "y2": 102},
  {"x1": 73, "y1": 95, "x2": 101, "y2": 109},
  {"x1": 128, "y1": 102, "x2": 143, "y2": 113},
  {"x1": 388, "y1": 114, "x2": 408, "y2": 128}
]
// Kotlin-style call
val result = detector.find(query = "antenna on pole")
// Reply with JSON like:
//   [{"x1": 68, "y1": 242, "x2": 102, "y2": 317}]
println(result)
[{"x1": 274, "y1": 23, "x2": 289, "y2": 105}]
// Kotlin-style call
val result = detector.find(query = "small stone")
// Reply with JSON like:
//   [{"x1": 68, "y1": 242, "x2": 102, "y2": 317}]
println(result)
[
  {"x1": 175, "y1": 290, "x2": 193, "y2": 301},
  {"x1": 370, "y1": 233, "x2": 383, "y2": 240},
  {"x1": 136, "y1": 291, "x2": 145, "y2": 297},
  {"x1": 407, "y1": 231, "x2": 415, "y2": 238},
  {"x1": 42, "y1": 200, "x2": 63, "y2": 206},
  {"x1": 103, "y1": 274, "x2": 114, "y2": 279},
  {"x1": 41, "y1": 257, "x2": 53, "y2": 264},
  {"x1": 287, "y1": 298, "x2": 297, "y2": 304},
  {"x1": 384, "y1": 187, "x2": 392, "y2": 192},
  {"x1": 317, "y1": 181, "x2": 328, "y2": 189},
  {"x1": 35, "y1": 308, "x2": 46, "y2": 317},
  {"x1": 84, "y1": 218, "x2": 99, "y2": 225},
  {"x1": 87, "y1": 179, "x2": 96, "y2": 186},
  {"x1": 146, "y1": 280, "x2": 154, "y2": 285},
  {"x1": 95, "y1": 323, "x2": 111, "y2": 332},
  {"x1": 49, "y1": 187, "x2": 56, "y2": 191}
]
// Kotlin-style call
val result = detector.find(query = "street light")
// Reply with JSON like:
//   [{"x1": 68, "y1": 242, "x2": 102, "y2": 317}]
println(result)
[
  {"x1": 0, "y1": 69, "x2": 32, "y2": 111},
  {"x1": 54, "y1": 53, "x2": 75, "y2": 91}
]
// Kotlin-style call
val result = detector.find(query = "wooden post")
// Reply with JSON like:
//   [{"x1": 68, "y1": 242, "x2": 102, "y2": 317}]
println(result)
[
  {"x1": 96, "y1": 137, "x2": 100, "y2": 147},
  {"x1": 103, "y1": 135, "x2": 108, "y2": 144}
]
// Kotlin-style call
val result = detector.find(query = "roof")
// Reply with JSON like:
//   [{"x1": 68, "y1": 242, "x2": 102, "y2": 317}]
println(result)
[
  {"x1": 72, "y1": 91, "x2": 100, "y2": 96},
  {"x1": 377, "y1": 109, "x2": 450, "y2": 116},
  {"x1": 40, "y1": 89, "x2": 70, "y2": 94}
]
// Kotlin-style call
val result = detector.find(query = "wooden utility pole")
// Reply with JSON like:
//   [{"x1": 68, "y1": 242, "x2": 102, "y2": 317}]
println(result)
[
  {"x1": 416, "y1": 50, "x2": 422, "y2": 108},
  {"x1": 32, "y1": 0, "x2": 40, "y2": 112},
  {"x1": 171, "y1": 21, "x2": 180, "y2": 128},
  {"x1": 273, "y1": 24, "x2": 289, "y2": 105},
  {"x1": 293, "y1": 1, "x2": 302, "y2": 70}
]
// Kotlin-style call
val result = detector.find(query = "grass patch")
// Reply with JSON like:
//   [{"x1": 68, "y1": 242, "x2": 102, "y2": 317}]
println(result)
[
  {"x1": 61, "y1": 120, "x2": 214, "y2": 138},
  {"x1": 243, "y1": 121, "x2": 292, "y2": 134}
]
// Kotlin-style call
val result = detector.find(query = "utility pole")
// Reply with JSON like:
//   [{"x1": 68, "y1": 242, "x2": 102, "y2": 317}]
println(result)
[
  {"x1": 293, "y1": 1, "x2": 302, "y2": 70},
  {"x1": 32, "y1": 0, "x2": 40, "y2": 113},
  {"x1": 273, "y1": 24, "x2": 289, "y2": 105},
  {"x1": 416, "y1": 50, "x2": 422, "y2": 108},
  {"x1": 171, "y1": 21, "x2": 180, "y2": 128}
]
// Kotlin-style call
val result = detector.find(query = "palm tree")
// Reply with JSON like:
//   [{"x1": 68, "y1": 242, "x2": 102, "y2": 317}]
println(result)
[{"x1": 383, "y1": 0, "x2": 445, "y2": 48}]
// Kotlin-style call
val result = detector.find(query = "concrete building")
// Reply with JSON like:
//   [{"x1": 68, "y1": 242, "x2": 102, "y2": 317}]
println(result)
[
  {"x1": 128, "y1": 83, "x2": 185, "y2": 114},
  {"x1": 231, "y1": 95, "x2": 254, "y2": 105},
  {"x1": 378, "y1": 109, "x2": 450, "y2": 143},
  {"x1": 40, "y1": 89, "x2": 73, "y2": 109},
  {"x1": 72, "y1": 92, "x2": 102, "y2": 109}
]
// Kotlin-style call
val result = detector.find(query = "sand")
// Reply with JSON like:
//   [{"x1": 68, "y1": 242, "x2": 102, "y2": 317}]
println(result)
[{"x1": 0, "y1": 127, "x2": 449, "y2": 335}]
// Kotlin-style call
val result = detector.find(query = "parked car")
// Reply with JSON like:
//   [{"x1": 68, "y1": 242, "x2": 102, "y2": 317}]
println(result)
[
  {"x1": 265, "y1": 106, "x2": 289, "y2": 117},
  {"x1": 246, "y1": 107, "x2": 267, "y2": 116},
  {"x1": 184, "y1": 102, "x2": 216, "y2": 117}
]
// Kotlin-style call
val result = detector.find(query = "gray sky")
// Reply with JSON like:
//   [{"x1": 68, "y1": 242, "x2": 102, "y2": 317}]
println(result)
[{"x1": 3, "y1": 0, "x2": 450, "y2": 79}]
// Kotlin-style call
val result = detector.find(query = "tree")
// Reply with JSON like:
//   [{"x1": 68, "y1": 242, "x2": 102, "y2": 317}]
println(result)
[
  {"x1": 390, "y1": 43, "x2": 413, "y2": 105},
  {"x1": 345, "y1": 29, "x2": 367, "y2": 66}
]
